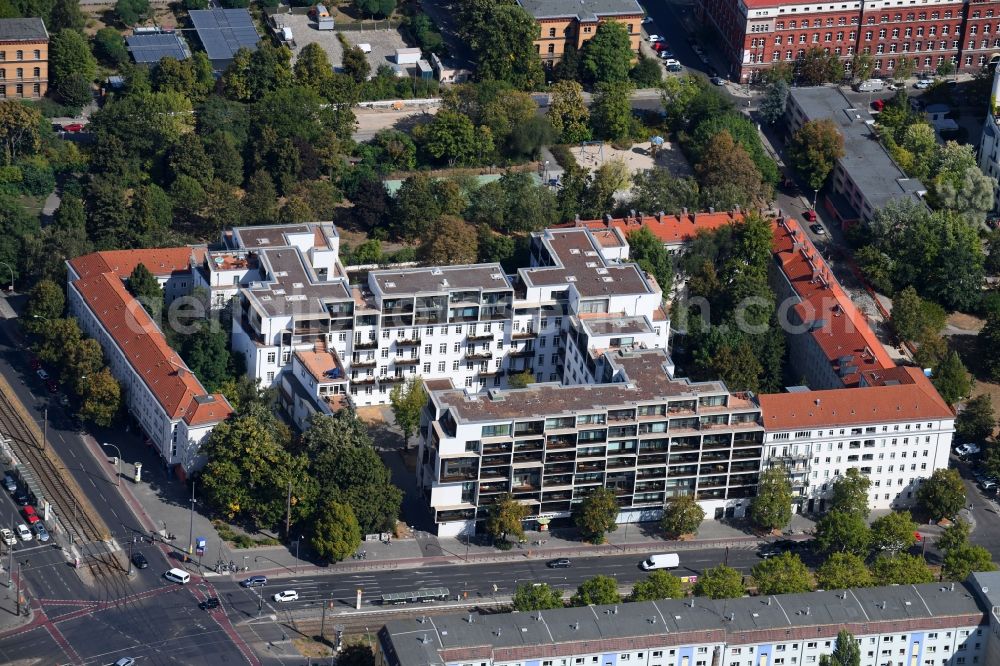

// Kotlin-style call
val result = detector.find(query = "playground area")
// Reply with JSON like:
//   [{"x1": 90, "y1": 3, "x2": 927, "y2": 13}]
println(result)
[{"x1": 569, "y1": 139, "x2": 693, "y2": 178}]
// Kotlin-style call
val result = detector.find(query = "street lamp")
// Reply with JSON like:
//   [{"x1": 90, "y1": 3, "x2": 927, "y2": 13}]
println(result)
[
  {"x1": 812, "y1": 188, "x2": 819, "y2": 211},
  {"x1": 101, "y1": 442, "x2": 122, "y2": 487}
]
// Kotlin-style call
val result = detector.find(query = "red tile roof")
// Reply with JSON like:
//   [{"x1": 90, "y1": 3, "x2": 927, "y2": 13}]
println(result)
[
  {"x1": 759, "y1": 367, "x2": 953, "y2": 429},
  {"x1": 566, "y1": 211, "x2": 743, "y2": 246},
  {"x1": 71, "y1": 271, "x2": 232, "y2": 427},
  {"x1": 69, "y1": 248, "x2": 195, "y2": 281},
  {"x1": 772, "y1": 217, "x2": 895, "y2": 387}
]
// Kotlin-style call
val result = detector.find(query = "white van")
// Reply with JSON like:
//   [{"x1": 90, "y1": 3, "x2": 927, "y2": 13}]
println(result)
[
  {"x1": 640, "y1": 553, "x2": 679, "y2": 570},
  {"x1": 853, "y1": 78, "x2": 884, "y2": 92},
  {"x1": 164, "y1": 568, "x2": 190, "y2": 584}
]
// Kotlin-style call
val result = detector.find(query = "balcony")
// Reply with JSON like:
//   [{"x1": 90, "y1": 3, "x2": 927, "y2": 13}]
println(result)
[
  {"x1": 482, "y1": 442, "x2": 512, "y2": 455},
  {"x1": 393, "y1": 357, "x2": 420, "y2": 366},
  {"x1": 354, "y1": 339, "x2": 378, "y2": 350},
  {"x1": 508, "y1": 347, "x2": 535, "y2": 358},
  {"x1": 395, "y1": 337, "x2": 421, "y2": 346},
  {"x1": 607, "y1": 457, "x2": 636, "y2": 470},
  {"x1": 576, "y1": 461, "x2": 605, "y2": 473},
  {"x1": 479, "y1": 367, "x2": 501, "y2": 376},
  {"x1": 480, "y1": 467, "x2": 510, "y2": 479},
  {"x1": 511, "y1": 330, "x2": 536, "y2": 340},
  {"x1": 465, "y1": 350, "x2": 493, "y2": 361},
  {"x1": 351, "y1": 376, "x2": 377, "y2": 385},
  {"x1": 350, "y1": 358, "x2": 376, "y2": 368},
  {"x1": 380, "y1": 375, "x2": 406, "y2": 384},
  {"x1": 467, "y1": 331, "x2": 494, "y2": 341}
]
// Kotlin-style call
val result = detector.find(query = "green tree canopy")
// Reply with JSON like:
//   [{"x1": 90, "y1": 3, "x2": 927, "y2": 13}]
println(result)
[
  {"x1": 0, "y1": 99, "x2": 42, "y2": 166},
  {"x1": 590, "y1": 81, "x2": 635, "y2": 142},
  {"x1": 628, "y1": 570, "x2": 683, "y2": 602},
  {"x1": 870, "y1": 553, "x2": 934, "y2": 585},
  {"x1": 824, "y1": 629, "x2": 861, "y2": 666},
  {"x1": 49, "y1": 28, "x2": 96, "y2": 91},
  {"x1": 418, "y1": 215, "x2": 478, "y2": 265},
  {"x1": 627, "y1": 227, "x2": 674, "y2": 295},
  {"x1": 580, "y1": 20, "x2": 633, "y2": 84},
  {"x1": 114, "y1": 0, "x2": 148, "y2": 24},
  {"x1": 814, "y1": 511, "x2": 871, "y2": 557},
  {"x1": 660, "y1": 494, "x2": 704, "y2": 539},
  {"x1": 79, "y1": 367, "x2": 121, "y2": 427},
  {"x1": 942, "y1": 543, "x2": 996, "y2": 581},
  {"x1": 310, "y1": 500, "x2": 361, "y2": 562},
  {"x1": 830, "y1": 468, "x2": 872, "y2": 518},
  {"x1": 573, "y1": 488, "x2": 619, "y2": 544},
  {"x1": 869, "y1": 511, "x2": 918, "y2": 556},
  {"x1": 25, "y1": 279, "x2": 64, "y2": 326},
  {"x1": 693, "y1": 564, "x2": 744, "y2": 599},
  {"x1": 815, "y1": 552, "x2": 874, "y2": 590},
  {"x1": 937, "y1": 516, "x2": 971, "y2": 553},
  {"x1": 751, "y1": 552, "x2": 814, "y2": 595},
  {"x1": 467, "y1": 4, "x2": 544, "y2": 90},
  {"x1": 389, "y1": 377, "x2": 426, "y2": 445},
  {"x1": 956, "y1": 394, "x2": 996, "y2": 444},
  {"x1": 486, "y1": 494, "x2": 529, "y2": 545},
  {"x1": 933, "y1": 351, "x2": 972, "y2": 405},
  {"x1": 749, "y1": 467, "x2": 793, "y2": 532},
  {"x1": 917, "y1": 469, "x2": 966, "y2": 521},
  {"x1": 513, "y1": 582, "x2": 564, "y2": 610},
  {"x1": 759, "y1": 80, "x2": 789, "y2": 125},
  {"x1": 787, "y1": 119, "x2": 845, "y2": 192},
  {"x1": 571, "y1": 575, "x2": 621, "y2": 606}
]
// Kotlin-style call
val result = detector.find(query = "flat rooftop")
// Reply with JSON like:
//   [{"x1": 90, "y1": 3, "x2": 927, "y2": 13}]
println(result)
[
  {"x1": 431, "y1": 348, "x2": 750, "y2": 424},
  {"x1": 515, "y1": 0, "x2": 644, "y2": 21},
  {"x1": 521, "y1": 228, "x2": 654, "y2": 298},
  {"x1": 127, "y1": 31, "x2": 190, "y2": 64},
  {"x1": 247, "y1": 247, "x2": 350, "y2": 318},
  {"x1": 788, "y1": 87, "x2": 925, "y2": 214},
  {"x1": 579, "y1": 315, "x2": 652, "y2": 337},
  {"x1": 381, "y1": 580, "x2": 986, "y2": 666},
  {"x1": 370, "y1": 264, "x2": 512, "y2": 296},
  {"x1": 188, "y1": 8, "x2": 259, "y2": 62}
]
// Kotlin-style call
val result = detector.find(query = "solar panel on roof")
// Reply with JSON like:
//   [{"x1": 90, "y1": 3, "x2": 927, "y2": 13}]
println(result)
[
  {"x1": 189, "y1": 9, "x2": 260, "y2": 61},
  {"x1": 127, "y1": 33, "x2": 190, "y2": 64}
]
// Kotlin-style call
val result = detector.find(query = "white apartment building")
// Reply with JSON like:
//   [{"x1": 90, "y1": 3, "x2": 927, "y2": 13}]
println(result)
[
  {"x1": 222, "y1": 222, "x2": 670, "y2": 423},
  {"x1": 978, "y1": 63, "x2": 1000, "y2": 214},
  {"x1": 377, "y1": 577, "x2": 992, "y2": 666},
  {"x1": 66, "y1": 250, "x2": 233, "y2": 478},
  {"x1": 419, "y1": 347, "x2": 764, "y2": 536}
]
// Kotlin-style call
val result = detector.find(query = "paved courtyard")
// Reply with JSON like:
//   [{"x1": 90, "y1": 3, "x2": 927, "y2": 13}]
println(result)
[
  {"x1": 277, "y1": 12, "x2": 410, "y2": 73},
  {"x1": 569, "y1": 141, "x2": 693, "y2": 179}
]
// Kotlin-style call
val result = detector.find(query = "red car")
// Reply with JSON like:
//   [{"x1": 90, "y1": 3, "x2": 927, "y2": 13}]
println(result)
[
  {"x1": 804, "y1": 209, "x2": 818, "y2": 221},
  {"x1": 871, "y1": 98, "x2": 885, "y2": 112},
  {"x1": 22, "y1": 506, "x2": 39, "y2": 524},
  {"x1": 652, "y1": 41, "x2": 669, "y2": 52},
  {"x1": 62, "y1": 123, "x2": 84, "y2": 133}
]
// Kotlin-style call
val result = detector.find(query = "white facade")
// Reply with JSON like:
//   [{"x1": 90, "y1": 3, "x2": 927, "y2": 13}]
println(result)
[{"x1": 978, "y1": 65, "x2": 1000, "y2": 214}]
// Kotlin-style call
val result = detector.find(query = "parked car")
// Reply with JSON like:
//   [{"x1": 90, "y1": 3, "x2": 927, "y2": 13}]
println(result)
[
  {"x1": 647, "y1": 34, "x2": 663, "y2": 43},
  {"x1": 241, "y1": 575, "x2": 268, "y2": 588},
  {"x1": 810, "y1": 223, "x2": 826, "y2": 235},
  {"x1": 0, "y1": 528, "x2": 15, "y2": 546},
  {"x1": 15, "y1": 524, "x2": 31, "y2": 542},
  {"x1": 2, "y1": 473, "x2": 16, "y2": 493},
  {"x1": 199, "y1": 597, "x2": 220, "y2": 610},
  {"x1": 12, "y1": 489, "x2": 30, "y2": 506},
  {"x1": 36, "y1": 368, "x2": 49, "y2": 381},
  {"x1": 871, "y1": 98, "x2": 885, "y2": 111},
  {"x1": 652, "y1": 41, "x2": 669, "y2": 52},
  {"x1": 710, "y1": 76, "x2": 725, "y2": 86},
  {"x1": 915, "y1": 78, "x2": 934, "y2": 89},
  {"x1": 955, "y1": 443, "x2": 981, "y2": 458},
  {"x1": 63, "y1": 123, "x2": 85, "y2": 133},
  {"x1": 131, "y1": 552, "x2": 148, "y2": 569},
  {"x1": 981, "y1": 477, "x2": 998, "y2": 491},
  {"x1": 662, "y1": 58, "x2": 681, "y2": 67},
  {"x1": 665, "y1": 63, "x2": 683, "y2": 72},
  {"x1": 21, "y1": 506, "x2": 39, "y2": 524},
  {"x1": 804, "y1": 209, "x2": 818, "y2": 221},
  {"x1": 113, "y1": 658, "x2": 136, "y2": 666},
  {"x1": 546, "y1": 558, "x2": 571, "y2": 569},
  {"x1": 657, "y1": 49, "x2": 674, "y2": 58},
  {"x1": 33, "y1": 524, "x2": 49, "y2": 542},
  {"x1": 272, "y1": 590, "x2": 299, "y2": 603}
]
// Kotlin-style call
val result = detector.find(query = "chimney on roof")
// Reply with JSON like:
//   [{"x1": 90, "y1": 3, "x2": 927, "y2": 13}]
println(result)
[
  {"x1": 572, "y1": 622, "x2": 579, "y2": 631},
  {"x1": 657, "y1": 210, "x2": 665, "y2": 221},
  {"x1": 575, "y1": 214, "x2": 581, "y2": 224},
  {"x1": 604, "y1": 213, "x2": 613, "y2": 226},
  {"x1": 682, "y1": 206, "x2": 688, "y2": 215},
  {"x1": 692, "y1": 212, "x2": 698, "y2": 223},
  {"x1": 734, "y1": 204, "x2": 741, "y2": 215},
  {"x1": 815, "y1": 398, "x2": 821, "y2": 406},
  {"x1": 708, "y1": 206, "x2": 715, "y2": 214},
  {"x1": 805, "y1": 606, "x2": 811, "y2": 616},
  {"x1": 637, "y1": 211, "x2": 644, "y2": 223},
  {"x1": 630, "y1": 209, "x2": 636, "y2": 221}
]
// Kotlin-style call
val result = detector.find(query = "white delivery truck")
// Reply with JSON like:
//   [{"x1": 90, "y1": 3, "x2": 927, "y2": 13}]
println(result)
[
  {"x1": 640, "y1": 553, "x2": 679, "y2": 570},
  {"x1": 853, "y1": 78, "x2": 884, "y2": 92}
]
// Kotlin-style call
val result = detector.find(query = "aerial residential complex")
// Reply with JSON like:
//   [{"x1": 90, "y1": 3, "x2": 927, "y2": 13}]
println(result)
[
  {"x1": 516, "y1": 0, "x2": 645, "y2": 67},
  {"x1": 378, "y1": 573, "x2": 999, "y2": 666},
  {"x1": 702, "y1": 0, "x2": 1000, "y2": 83}
]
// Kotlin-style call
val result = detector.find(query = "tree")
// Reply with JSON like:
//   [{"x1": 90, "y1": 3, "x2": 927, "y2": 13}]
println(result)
[
  {"x1": 507, "y1": 115, "x2": 553, "y2": 160},
  {"x1": 36, "y1": 317, "x2": 81, "y2": 367},
  {"x1": 938, "y1": 516, "x2": 971, "y2": 553},
  {"x1": 759, "y1": 80, "x2": 789, "y2": 125},
  {"x1": 931, "y1": 166, "x2": 995, "y2": 224},
  {"x1": 871, "y1": 553, "x2": 935, "y2": 585},
  {"x1": 815, "y1": 552, "x2": 874, "y2": 590},
  {"x1": 353, "y1": 0, "x2": 395, "y2": 18},
  {"x1": 956, "y1": 395, "x2": 995, "y2": 444},
  {"x1": 469, "y1": 4, "x2": 544, "y2": 91},
  {"x1": 660, "y1": 494, "x2": 703, "y2": 538},
  {"x1": 751, "y1": 552, "x2": 814, "y2": 595},
  {"x1": 49, "y1": 29, "x2": 96, "y2": 91},
  {"x1": 485, "y1": 494, "x2": 529, "y2": 545},
  {"x1": 749, "y1": 466, "x2": 793, "y2": 532},
  {"x1": 591, "y1": 81, "x2": 634, "y2": 142},
  {"x1": 797, "y1": 46, "x2": 841, "y2": 85},
  {"x1": 692, "y1": 564, "x2": 744, "y2": 599},
  {"x1": 851, "y1": 53, "x2": 875, "y2": 82},
  {"x1": 942, "y1": 543, "x2": 996, "y2": 581},
  {"x1": 629, "y1": 570, "x2": 683, "y2": 601},
  {"x1": 787, "y1": 119, "x2": 845, "y2": 192},
  {"x1": 891, "y1": 286, "x2": 946, "y2": 342},
  {"x1": 294, "y1": 42, "x2": 333, "y2": 90},
  {"x1": 423, "y1": 109, "x2": 479, "y2": 166},
  {"x1": 571, "y1": 575, "x2": 620, "y2": 606},
  {"x1": 24, "y1": 279, "x2": 64, "y2": 327},
  {"x1": 628, "y1": 227, "x2": 674, "y2": 295},
  {"x1": 114, "y1": 0, "x2": 148, "y2": 25},
  {"x1": 937, "y1": 60, "x2": 955, "y2": 77},
  {"x1": 93, "y1": 28, "x2": 128, "y2": 67},
  {"x1": 823, "y1": 629, "x2": 861, "y2": 666},
  {"x1": 310, "y1": 437, "x2": 401, "y2": 535},
  {"x1": 336, "y1": 644, "x2": 374, "y2": 666},
  {"x1": 630, "y1": 54, "x2": 662, "y2": 87},
  {"x1": 342, "y1": 44, "x2": 371, "y2": 84},
  {"x1": 829, "y1": 468, "x2": 872, "y2": 519},
  {"x1": 50, "y1": 0, "x2": 85, "y2": 31},
  {"x1": 127, "y1": 264, "x2": 163, "y2": 320},
  {"x1": 513, "y1": 582, "x2": 564, "y2": 610},
  {"x1": 418, "y1": 215, "x2": 478, "y2": 265},
  {"x1": 932, "y1": 351, "x2": 971, "y2": 405},
  {"x1": 629, "y1": 170, "x2": 701, "y2": 216},
  {"x1": 573, "y1": 488, "x2": 619, "y2": 544},
  {"x1": 222, "y1": 44, "x2": 293, "y2": 103},
  {"x1": 581, "y1": 20, "x2": 633, "y2": 84},
  {"x1": 181, "y1": 321, "x2": 233, "y2": 392},
  {"x1": 814, "y1": 511, "x2": 871, "y2": 557},
  {"x1": 918, "y1": 468, "x2": 967, "y2": 521},
  {"x1": 395, "y1": 173, "x2": 442, "y2": 240},
  {"x1": 507, "y1": 370, "x2": 535, "y2": 389},
  {"x1": 893, "y1": 57, "x2": 916, "y2": 84},
  {"x1": 0, "y1": 100, "x2": 41, "y2": 166},
  {"x1": 694, "y1": 130, "x2": 767, "y2": 208},
  {"x1": 79, "y1": 368, "x2": 121, "y2": 427},
  {"x1": 310, "y1": 500, "x2": 361, "y2": 562},
  {"x1": 983, "y1": 311, "x2": 1000, "y2": 382},
  {"x1": 389, "y1": 377, "x2": 426, "y2": 446},
  {"x1": 869, "y1": 511, "x2": 918, "y2": 556}
]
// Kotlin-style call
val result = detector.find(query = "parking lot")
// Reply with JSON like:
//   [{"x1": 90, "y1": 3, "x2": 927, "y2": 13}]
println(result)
[{"x1": 277, "y1": 12, "x2": 410, "y2": 73}]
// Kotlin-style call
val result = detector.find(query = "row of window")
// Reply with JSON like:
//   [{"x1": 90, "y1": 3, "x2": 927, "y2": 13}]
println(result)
[
  {"x1": 0, "y1": 83, "x2": 41, "y2": 98},
  {"x1": 0, "y1": 67, "x2": 42, "y2": 79},
  {"x1": 775, "y1": 9, "x2": 966, "y2": 30},
  {"x1": 0, "y1": 50, "x2": 42, "y2": 61}
]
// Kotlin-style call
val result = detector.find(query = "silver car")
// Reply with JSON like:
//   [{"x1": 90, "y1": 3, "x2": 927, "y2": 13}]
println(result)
[{"x1": 33, "y1": 523, "x2": 49, "y2": 542}]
